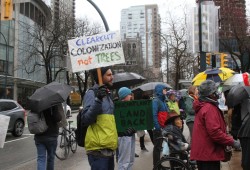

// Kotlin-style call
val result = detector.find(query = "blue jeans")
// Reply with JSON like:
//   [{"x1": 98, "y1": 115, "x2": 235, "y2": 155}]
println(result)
[
  {"x1": 88, "y1": 154, "x2": 114, "y2": 170},
  {"x1": 35, "y1": 139, "x2": 57, "y2": 170}
]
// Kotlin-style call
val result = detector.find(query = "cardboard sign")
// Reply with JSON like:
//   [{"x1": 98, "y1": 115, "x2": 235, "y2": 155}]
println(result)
[
  {"x1": 68, "y1": 31, "x2": 125, "y2": 72},
  {"x1": 114, "y1": 100, "x2": 153, "y2": 132}
]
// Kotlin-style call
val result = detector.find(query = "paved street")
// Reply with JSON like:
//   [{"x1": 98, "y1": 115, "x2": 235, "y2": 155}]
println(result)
[{"x1": 0, "y1": 111, "x2": 242, "y2": 170}]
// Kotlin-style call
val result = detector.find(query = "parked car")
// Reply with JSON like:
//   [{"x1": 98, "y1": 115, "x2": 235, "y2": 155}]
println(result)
[
  {"x1": 62, "y1": 103, "x2": 71, "y2": 118},
  {"x1": 0, "y1": 99, "x2": 26, "y2": 137}
]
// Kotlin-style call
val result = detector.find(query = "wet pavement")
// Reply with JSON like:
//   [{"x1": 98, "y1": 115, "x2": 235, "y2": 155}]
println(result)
[
  {"x1": 4, "y1": 113, "x2": 242, "y2": 170},
  {"x1": 9, "y1": 135, "x2": 242, "y2": 170},
  {"x1": 221, "y1": 149, "x2": 242, "y2": 170}
]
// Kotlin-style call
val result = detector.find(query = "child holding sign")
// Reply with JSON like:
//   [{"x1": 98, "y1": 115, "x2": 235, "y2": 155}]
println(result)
[{"x1": 117, "y1": 87, "x2": 136, "y2": 170}]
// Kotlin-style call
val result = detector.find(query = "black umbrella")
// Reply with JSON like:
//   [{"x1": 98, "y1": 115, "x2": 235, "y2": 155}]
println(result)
[
  {"x1": 111, "y1": 72, "x2": 146, "y2": 89},
  {"x1": 226, "y1": 84, "x2": 250, "y2": 108},
  {"x1": 132, "y1": 82, "x2": 172, "y2": 93},
  {"x1": 28, "y1": 82, "x2": 73, "y2": 113}
]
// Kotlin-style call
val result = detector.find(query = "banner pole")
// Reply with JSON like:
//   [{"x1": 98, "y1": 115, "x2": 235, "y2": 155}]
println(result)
[{"x1": 97, "y1": 68, "x2": 103, "y2": 85}]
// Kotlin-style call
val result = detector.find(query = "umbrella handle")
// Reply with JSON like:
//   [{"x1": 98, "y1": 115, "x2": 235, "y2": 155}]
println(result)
[{"x1": 97, "y1": 68, "x2": 103, "y2": 85}]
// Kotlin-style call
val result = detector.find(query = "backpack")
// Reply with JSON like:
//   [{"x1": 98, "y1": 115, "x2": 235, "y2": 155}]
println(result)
[
  {"x1": 75, "y1": 88, "x2": 97, "y2": 147},
  {"x1": 27, "y1": 111, "x2": 48, "y2": 134},
  {"x1": 75, "y1": 110, "x2": 88, "y2": 147}
]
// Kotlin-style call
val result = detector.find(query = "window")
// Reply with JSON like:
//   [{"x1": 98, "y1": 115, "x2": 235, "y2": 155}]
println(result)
[
  {"x1": 25, "y1": 2, "x2": 30, "y2": 17},
  {"x1": 0, "y1": 101, "x2": 17, "y2": 112},
  {"x1": 20, "y1": 3, "x2": 24, "y2": 14},
  {"x1": 0, "y1": 60, "x2": 4, "y2": 72},
  {"x1": 30, "y1": 4, "x2": 34, "y2": 20}
]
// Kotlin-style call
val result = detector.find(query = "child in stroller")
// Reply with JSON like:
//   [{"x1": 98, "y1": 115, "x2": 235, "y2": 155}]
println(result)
[
  {"x1": 162, "y1": 111, "x2": 190, "y2": 153},
  {"x1": 162, "y1": 111, "x2": 194, "y2": 166},
  {"x1": 154, "y1": 111, "x2": 196, "y2": 169}
]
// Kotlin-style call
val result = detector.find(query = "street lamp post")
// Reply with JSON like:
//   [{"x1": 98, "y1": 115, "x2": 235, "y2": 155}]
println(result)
[
  {"x1": 150, "y1": 32, "x2": 169, "y2": 84},
  {"x1": 87, "y1": 0, "x2": 109, "y2": 84},
  {"x1": 0, "y1": 32, "x2": 8, "y2": 98},
  {"x1": 87, "y1": 0, "x2": 109, "y2": 32}
]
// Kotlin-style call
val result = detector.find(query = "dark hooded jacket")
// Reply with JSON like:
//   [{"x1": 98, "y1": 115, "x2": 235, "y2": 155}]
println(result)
[
  {"x1": 162, "y1": 124, "x2": 189, "y2": 152},
  {"x1": 190, "y1": 97, "x2": 234, "y2": 161},
  {"x1": 238, "y1": 99, "x2": 250, "y2": 138},
  {"x1": 152, "y1": 84, "x2": 169, "y2": 130}
]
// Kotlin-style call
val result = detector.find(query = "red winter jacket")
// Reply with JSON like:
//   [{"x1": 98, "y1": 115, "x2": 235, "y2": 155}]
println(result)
[{"x1": 190, "y1": 99, "x2": 234, "y2": 161}]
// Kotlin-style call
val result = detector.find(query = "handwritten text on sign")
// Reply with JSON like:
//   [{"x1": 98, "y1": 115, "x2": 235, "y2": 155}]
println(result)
[
  {"x1": 114, "y1": 100, "x2": 153, "y2": 132},
  {"x1": 68, "y1": 31, "x2": 125, "y2": 72}
]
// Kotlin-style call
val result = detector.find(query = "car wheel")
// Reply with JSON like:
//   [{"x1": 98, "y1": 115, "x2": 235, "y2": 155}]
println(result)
[{"x1": 12, "y1": 119, "x2": 24, "y2": 137}]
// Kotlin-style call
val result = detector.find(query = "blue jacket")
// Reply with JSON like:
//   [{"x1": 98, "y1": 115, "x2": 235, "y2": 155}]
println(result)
[
  {"x1": 82, "y1": 84, "x2": 114, "y2": 125},
  {"x1": 152, "y1": 84, "x2": 170, "y2": 130},
  {"x1": 82, "y1": 84, "x2": 118, "y2": 151}
]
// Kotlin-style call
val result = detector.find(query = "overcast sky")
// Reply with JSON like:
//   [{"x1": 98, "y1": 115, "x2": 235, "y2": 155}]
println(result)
[{"x1": 75, "y1": 0, "x2": 196, "y2": 31}]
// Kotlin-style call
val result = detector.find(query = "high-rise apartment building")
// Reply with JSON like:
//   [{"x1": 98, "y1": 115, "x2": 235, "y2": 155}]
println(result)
[
  {"x1": 188, "y1": 1, "x2": 219, "y2": 54},
  {"x1": 120, "y1": 5, "x2": 161, "y2": 80},
  {"x1": 50, "y1": 0, "x2": 75, "y2": 23},
  {"x1": 213, "y1": 0, "x2": 247, "y2": 38}
]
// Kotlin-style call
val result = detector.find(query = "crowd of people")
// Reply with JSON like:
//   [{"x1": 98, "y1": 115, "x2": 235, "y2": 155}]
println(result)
[{"x1": 31, "y1": 66, "x2": 248, "y2": 170}]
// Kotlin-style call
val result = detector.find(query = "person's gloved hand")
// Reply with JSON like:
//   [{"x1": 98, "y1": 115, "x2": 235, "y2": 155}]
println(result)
[
  {"x1": 124, "y1": 127, "x2": 136, "y2": 136},
  {"x1": 232, "y1": 140, "x2": 241, "y2": 150},
  {"x1": 96, "y1": 85, "x2": 107, "y2": 100}
]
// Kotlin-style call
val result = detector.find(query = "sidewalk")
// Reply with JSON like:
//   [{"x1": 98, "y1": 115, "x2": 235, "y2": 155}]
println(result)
[
  {"x1": 221, "y1": 149, "x2": 242, "y2": 170},
  {"x1": 10, "y1": 135, "x2": 242, "y2": 170}
]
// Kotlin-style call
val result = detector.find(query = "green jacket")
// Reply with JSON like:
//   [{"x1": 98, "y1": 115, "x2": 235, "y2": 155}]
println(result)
[
  {"x1": 85, "y1": 114, "x2": 118, "y2": 151},
  {"x1": 183, "y1": 95, "x2": 195, "y2": 123},
  {"x1": 167, "y1": 100, "x2": 180, "y2": 115}
]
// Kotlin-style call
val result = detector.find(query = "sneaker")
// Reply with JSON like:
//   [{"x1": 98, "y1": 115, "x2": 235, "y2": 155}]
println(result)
[
  {"x1": 141, "y1": 147, "x2": 149, "y2": 152},
  {"x1": 135, "y1": 153, "x2": 139, "y2": 157}
]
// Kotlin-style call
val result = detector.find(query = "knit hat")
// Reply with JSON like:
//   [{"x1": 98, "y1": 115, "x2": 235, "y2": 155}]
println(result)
[
  {"x1": 90, "y1": 66, "x2": 111, "y2": 83},
  {"x1": 118, "y1": 87, "x2": 132, "y2": 100},
  {"x1": 198, "y1": 80, "x2": 218, "y2": 97}
]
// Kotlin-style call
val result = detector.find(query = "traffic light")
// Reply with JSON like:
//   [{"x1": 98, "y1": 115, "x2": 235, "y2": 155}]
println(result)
[
  {"x1": 206, "y1": 53, "x2": 211, "y2": 65},
  {"x1": 1, "y1": 0, "x2": 13, "y2": 21},
  {"x1": 220, "y1": 53, "x2": 228, "y2": 67},
  {"x1": 212, "y1": 54, "x2": 216, "y2": 68}
]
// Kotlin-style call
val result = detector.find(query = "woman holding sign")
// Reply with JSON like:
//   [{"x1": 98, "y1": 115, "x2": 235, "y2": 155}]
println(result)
[{"x1": 117, "y1": 87, "x2": 137, "y2": 170}]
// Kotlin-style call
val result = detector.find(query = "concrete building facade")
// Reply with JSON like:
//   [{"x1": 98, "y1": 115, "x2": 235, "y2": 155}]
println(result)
[
  {"x1": 120, "y1": 4, "x2": 162, "y2": 81},
  {"x1": 188, "y1": 1, "x2": 219, "y2": 54},
  {"x1": 0, "y1": 0, "x2": 51, "y2": 106},
  {"x1": 0, "y1": 0, "x2": 75, "y2": 107}
]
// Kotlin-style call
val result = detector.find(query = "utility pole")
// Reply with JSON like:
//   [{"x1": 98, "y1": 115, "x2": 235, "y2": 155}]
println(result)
[{"x1": 198, "y1": 0, "x2": 206, "y2": 71}]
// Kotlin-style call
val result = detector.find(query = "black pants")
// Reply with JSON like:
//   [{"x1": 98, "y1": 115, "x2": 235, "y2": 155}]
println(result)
[
  {"x1": 153, "y1": 129, "x2": 162, "y2": 166},
  {"x1": 240, "y1": 138, "x2": 250, "y2": 170},
  {"x1": 140, "y1": 129, "x2": 154, "y2": 149},
  {"x1": 196, "y1": 161, "x2": 220, "y2": 170}
]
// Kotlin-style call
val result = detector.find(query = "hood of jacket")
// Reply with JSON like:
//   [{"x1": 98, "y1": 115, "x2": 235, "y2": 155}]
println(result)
[{"x1": 154, "y1": 84, "x2": 166, "y2": 101}]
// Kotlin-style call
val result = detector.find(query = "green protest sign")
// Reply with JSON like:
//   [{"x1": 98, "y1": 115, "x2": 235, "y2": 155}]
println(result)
[{"x1": 114, "y1": 99, "x2": 153, "y2": 132}]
